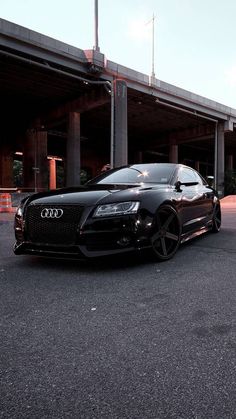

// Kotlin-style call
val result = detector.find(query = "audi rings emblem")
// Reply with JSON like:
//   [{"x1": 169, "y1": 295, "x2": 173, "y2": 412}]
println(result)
[{"x1": 40, "y1": 208, "x2": 64, "y2": 219}]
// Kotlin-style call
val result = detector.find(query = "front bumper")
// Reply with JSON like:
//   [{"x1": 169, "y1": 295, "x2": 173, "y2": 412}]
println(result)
[
  {"x1": 14, "y1": 212, "x2": 152, "y2": 258},
  {"x1": 13, "y1": 241, "x2": 137, "y2": 258}
]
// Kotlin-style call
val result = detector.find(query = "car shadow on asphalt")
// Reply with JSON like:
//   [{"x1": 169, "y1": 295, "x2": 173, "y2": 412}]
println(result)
[
  {"x1": 180, "y1": 227, "x2": 236, "y2": 254},
  {"x1": 15, "y1": 248, "x2": 158, "y2": 273},
  {"x1": 12, "y1": 228, "x2": 235, "y2": 273}
]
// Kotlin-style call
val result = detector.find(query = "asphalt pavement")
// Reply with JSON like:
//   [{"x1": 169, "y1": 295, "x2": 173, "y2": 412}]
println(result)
[{"x1": 0, "y1": 202, "x2": 236, "y2": 419}]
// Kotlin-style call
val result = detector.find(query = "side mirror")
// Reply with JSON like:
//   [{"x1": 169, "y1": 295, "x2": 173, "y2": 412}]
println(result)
[
  {"x1": 175, "y1": 181, "x2": 199, "y2": 192},
  {"x1": 175, "y1": 181, "x2": 182, "y2": 192},
  {"x1": 206, "y1": 176, "x2": 214, "y2": 187}
]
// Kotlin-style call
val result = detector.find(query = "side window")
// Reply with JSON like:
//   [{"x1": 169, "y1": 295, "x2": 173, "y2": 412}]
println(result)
[
  {"x1": 194, "y1": 172, "x2": 203, "y2": 185},
  {"x1": 178, "y1": 168, "x2": 201, "y2": 184}
]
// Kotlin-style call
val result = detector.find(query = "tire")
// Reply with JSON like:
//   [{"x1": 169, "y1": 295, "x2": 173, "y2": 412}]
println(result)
[
  {"x1": 211, "y1": 203, "x2": 221, "y2": 233},
  {"x1": 151, "y1": 205, "x2": 181, "y2": 261}
]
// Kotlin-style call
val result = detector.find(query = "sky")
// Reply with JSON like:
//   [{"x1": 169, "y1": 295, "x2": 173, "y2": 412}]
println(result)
[{"x1": 1, "y1": 0, "x2": 236, "y2": 108}]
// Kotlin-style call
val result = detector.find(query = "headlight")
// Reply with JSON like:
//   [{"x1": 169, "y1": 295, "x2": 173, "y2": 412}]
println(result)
[
  {"x1": 94, "y1": 201, "x2": 140, "y2": 218},
  {"x1": 15, "y1": 196, "x2": 30, "y2": 219},
  {"x1": 16, "y1": 206, "x2": 23, "y2": 217}
]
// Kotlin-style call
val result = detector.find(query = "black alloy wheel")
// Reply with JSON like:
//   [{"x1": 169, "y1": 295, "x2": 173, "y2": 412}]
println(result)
[
  {"x1": 151, "y1": 205, "x2": 181, "y2": 261},
  {"x1": 212, "y1": 203, "x2": 221, "y2": 233}
]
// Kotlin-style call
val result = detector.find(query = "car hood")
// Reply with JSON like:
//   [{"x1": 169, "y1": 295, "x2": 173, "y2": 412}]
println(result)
[{"x1": 26, "y1": 183, "x2": 168, "y2": 207}]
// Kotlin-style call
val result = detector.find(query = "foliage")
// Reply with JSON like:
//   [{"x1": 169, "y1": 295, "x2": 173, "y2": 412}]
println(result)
[
  {"x1": 13, "y1": 160, "x2": 23, "y2": 187},
  {"x1": 56, "y1": 164, "x2": 65, "y2": 188},
  {"x1": 13, "y1": 160, "x2": 93, "y2": 189},
  {"x1": 80, "y1": 168, "x2": 92, "y2": 185},
  {"x1": 56, "y1": 165, "x2": 92, "y2": 187},
  {"x1": 224, "y1": 170, "x2": 236, "y2": 195}
]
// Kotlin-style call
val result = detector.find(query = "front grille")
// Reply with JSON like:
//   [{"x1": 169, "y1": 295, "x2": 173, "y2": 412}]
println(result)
[{"x1": 25, "y1": 204, "x2": 83, "y2": 245}]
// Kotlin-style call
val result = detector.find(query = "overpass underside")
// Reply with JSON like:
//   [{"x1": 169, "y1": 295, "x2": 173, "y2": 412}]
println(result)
[{"x1": 0, "y1": 18, "x2": 236, "y2": 195}]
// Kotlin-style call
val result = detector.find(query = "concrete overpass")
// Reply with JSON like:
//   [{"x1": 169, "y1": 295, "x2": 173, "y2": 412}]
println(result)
[{"x1": 1, "y1": 18, "x2": 236, "y2": 195}]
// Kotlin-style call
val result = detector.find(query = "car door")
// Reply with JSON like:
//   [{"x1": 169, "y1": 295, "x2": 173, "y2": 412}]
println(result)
[{"x1": 175, "y1": 167, "x2": 212, "y2": 234}]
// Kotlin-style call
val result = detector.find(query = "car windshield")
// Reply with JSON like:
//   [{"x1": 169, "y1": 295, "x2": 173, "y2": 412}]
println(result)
[{"x1": 89, "y1": 164, "x2": 175, "y2": 185}]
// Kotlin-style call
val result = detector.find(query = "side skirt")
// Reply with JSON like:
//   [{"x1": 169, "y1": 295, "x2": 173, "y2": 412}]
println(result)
[{"x1": 180, "y1": 224, "x2": 212, "y2": 244}]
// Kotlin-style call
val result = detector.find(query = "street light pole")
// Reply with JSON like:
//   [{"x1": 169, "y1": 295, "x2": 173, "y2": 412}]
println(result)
[
  {"x1": 110, "y1": 82, "x2": 114, "y2": 168},
  {"x1": 146, "y1": 14, "x2": 156, "y2": 84},
  {"x1": 94, "y1": 0, "x2": 100, "y2": 51},
  {"x1": 151, "y1": 13, "x2": 155, "y2": 78}
]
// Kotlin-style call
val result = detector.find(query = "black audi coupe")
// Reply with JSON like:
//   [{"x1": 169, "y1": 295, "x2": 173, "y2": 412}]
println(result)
[{"x1": 14, "y1": 163, "x2": 221, "y2": 261}]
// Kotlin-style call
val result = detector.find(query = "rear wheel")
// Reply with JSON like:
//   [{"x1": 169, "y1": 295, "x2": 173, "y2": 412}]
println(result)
[
  {"x1": 212, "y1": 203, "x2": 221, "y2": 233},
  {"x1": 151, "y1": 205, "x2": 181, "y2": 261}
]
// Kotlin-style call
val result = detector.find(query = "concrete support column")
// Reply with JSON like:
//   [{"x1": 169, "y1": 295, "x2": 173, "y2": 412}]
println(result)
[
  {"x1": 195, "y1": 161, "x2": 200, "y2": 172},
  {"x1": 66, "y1": 112, "x2": 81, "y2": 186},
  {"x1": 217, "y1": 123, "x2": 225, "y2": 196},
  {"x1": 226, "y1": 155, "x2": 233, "y2": 171},
  {"x1": 134, "y1": 151, "x2": 143, "y2": 163},
  {"x1": 23, "y1": 129, "x2": 34, "y2": 190},
  {"x1": 49, "y1": 158, "x2": 56, "y2": 190},
  {"x1": 113, "y1": 79, "x2": 128, "y2": 167},
  {"x1": 169, "y1": 144, "x2": 178, "y2": 163},
  {"x1": 23, "y1": 129, "x2": 48, "y2": 191},
  {"x1": 0, "y1": 145, "x2": 14, "y2": 188},
  {"x1": 37, "y1": 131, "x2": 48, "y2": 191}
]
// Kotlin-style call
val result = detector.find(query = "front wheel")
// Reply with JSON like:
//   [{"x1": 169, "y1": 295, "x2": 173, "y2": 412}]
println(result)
[
  {"x1": 211, "y1": 203, "x2": 221, "y2": 233},
  {"x1": 151, "y1": 205, "x2": 181, "y2": 261}
]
